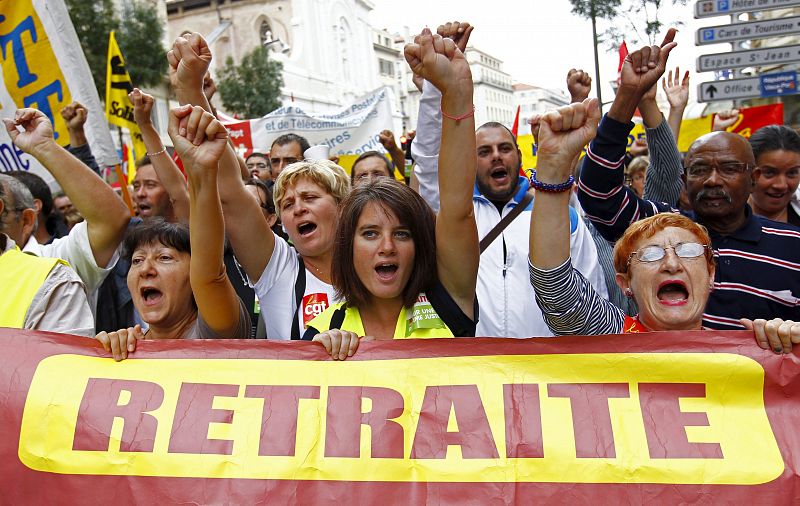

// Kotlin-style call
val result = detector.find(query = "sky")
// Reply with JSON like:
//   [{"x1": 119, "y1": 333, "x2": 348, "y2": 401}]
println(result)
[{"x1": 369, "y1": 0, "x2": 734, "y2": 111}]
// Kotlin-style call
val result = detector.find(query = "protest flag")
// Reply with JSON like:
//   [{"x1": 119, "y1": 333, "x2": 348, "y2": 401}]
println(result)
[
  {"x1": 105, "y1": 31, "x2": 147, "y2": 161},
  {"x1": 511, "y1": 105, "x2": 521, "y2": 137},
  {"x1": 617, "y1": 41, "x2": 629, "y2": 88},
  {"x1": 511, "y1": 105, "x2": 525, "y2": 176},
  {"x1": 125, "y1": 142, "x2": 137, "y2": 184}
]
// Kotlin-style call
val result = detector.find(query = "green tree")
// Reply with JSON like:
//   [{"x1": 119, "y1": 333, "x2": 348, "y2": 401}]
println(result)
[
  {"x1": 65, "y1": 0, "x2": 167, "y2": 97},
  {"x1": 64, "y1": 0, "x2": 118, "y2": 96},
  {"x1": 568, "y1": 0, "x2": 622, "y2": 113},
  {"x1": 218, "y1": 47, "x2": 284, "y2": 118},
  {"x1": 117, "y1": 1, "x2": 168, "y2": 88}
]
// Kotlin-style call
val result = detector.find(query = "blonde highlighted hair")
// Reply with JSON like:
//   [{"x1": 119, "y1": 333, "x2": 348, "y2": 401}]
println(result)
[{"x1": 272, "y1": 159, "x2": 351, "y2": 211}]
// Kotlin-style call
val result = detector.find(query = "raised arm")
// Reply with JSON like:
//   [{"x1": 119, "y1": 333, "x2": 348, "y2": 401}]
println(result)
[
  {"x1": 410, "y1": 21, "x2": 473, "y2": 211},
  {"x1": 61, "y1": 102, "x2": 101, "y2": 175},
  {"x1": 661, "y1": 67, "x2": 689, "y2": 141},
  {"x1": 529, "y1": 100, "x2": 623, "y2": 334},
  {"x1": 567, "y1": 69, "x2": 592, "y2": 104},
  {"x1": 169, "y1": 33, "x2": 273, "y2": 281},
  {"x1": 3, "y1": 109, "x2": 129, "y2": 268},
  {"x1": 130, "y1": 88, "x2": 190, "y2": 223},
  {"x1": 638, "y1": 84, "x2": 684, "y2": 206},
  {"x1": 405, "y1": 28, "x2": 477, "y2": 317},
  {"x1": 378, "y1": 130, "x2": 406, "y2": 177},
  {"x1": 168, "y1": 104, "x2": 242, "y2": 335},
  {"x1": 577, "y1": 29, "x2": 678, "y2": 242}
]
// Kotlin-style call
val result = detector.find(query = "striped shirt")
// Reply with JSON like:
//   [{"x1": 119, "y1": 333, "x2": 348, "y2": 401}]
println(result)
[
  {"x1": 528, "y1": 258, "x2": 625, "y2": 335},
  {"x1": 578, "y1": 115, "x2": 800, "y2": 329}
]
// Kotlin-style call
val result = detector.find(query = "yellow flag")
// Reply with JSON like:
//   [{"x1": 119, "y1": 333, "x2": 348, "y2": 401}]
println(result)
[
  {"x1": 0, "y1": 0, "x2": 73, "y2": 145},
  {"x1": 126, "y1": 142, "x2": 136, "y2": 184},
  {"x1": 105, "y1": 31, "x2": 146, "y2": 161}
]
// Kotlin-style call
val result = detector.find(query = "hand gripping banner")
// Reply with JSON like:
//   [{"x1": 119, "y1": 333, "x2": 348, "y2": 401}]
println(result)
[{"x1": 1, "y1": 328, "x2": 799, "y2": 503}]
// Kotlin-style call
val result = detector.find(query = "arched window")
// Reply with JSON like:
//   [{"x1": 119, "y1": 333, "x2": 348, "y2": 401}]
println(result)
[{"x1": 259, "y1": 20, "x2": 274, "y2": 46}]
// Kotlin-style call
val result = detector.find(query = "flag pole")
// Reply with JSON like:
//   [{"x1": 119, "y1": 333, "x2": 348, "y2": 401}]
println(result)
[{"x1": 116, "y1": 125, "x2": 134, "y2": 215}]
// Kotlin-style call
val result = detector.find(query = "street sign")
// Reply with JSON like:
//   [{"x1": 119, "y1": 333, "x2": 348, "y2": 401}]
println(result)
[
  {"x1": 698, "y1": 70, "x2": 798, "y2": 101},
  {"x1": 697, "y1": 44, "x2": 800, "y2": 72},
  {"x1": 696, "y1": 15, "x2": 800, "y2": 45},
  {"x1": 695, "y1": 0, "x2": 800, "y2": 18}
]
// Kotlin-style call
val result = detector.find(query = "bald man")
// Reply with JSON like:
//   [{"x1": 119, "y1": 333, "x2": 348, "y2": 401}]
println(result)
[{"x1": 577, "y1": 34, "x2": 800, "y2": 332}]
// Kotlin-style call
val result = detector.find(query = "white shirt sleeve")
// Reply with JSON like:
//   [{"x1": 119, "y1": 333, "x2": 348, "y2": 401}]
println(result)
[
  {"x1": 569, "y1": 208, "x2": 610, "y2": 301},
  {"x1": 25, "y1": 263, "x2": 95, "y2": 337},
  {"x1": 30, "y1": 220, "x2": 118, "y2": 295},
  {"x1": 252, "y1": 235, "x2": 300, "y2": 340},
  {"x1": 411, "y1": 79, "x2": 443, "y2": 213}
]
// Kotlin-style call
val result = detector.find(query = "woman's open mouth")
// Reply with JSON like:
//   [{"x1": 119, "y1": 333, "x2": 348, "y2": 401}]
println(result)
[
  {"x1": 375, "y1": 263, "x2": 398, "y2": 281},
  {"x1": 140, "y1": 287, "x2": 164, "y2": 307},
  {"x1": 297, "y1": 221, "x2": 318, "y2": 237},
  {"x1": 657, "y1": 280, "x2": 689, "y2": 306}
]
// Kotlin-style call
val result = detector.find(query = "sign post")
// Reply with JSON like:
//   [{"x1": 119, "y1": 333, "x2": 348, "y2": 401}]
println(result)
[
  {"x1": 696, "y1": 15, "x2": 800, "y2": 45},
  {"x1": 698, "y1": 70, "x2": 798, "y2": 102},
  {"x1": 695, "y1": 0, "x2": 800, "y2": 18}
]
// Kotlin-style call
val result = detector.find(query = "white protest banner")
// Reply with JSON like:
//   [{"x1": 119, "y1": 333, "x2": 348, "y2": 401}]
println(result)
[
  {"x1": 0, "y1": 0, "x2": 119, "y2": 187},
  {"x1": 222, "y1": 86, "x2": 394, "y2": 158}
]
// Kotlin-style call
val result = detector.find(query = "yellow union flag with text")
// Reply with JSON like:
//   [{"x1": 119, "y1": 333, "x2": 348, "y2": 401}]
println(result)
[
  {"x1": 0, "y1": 0, "x2": 72, "y2": 145},
  {"x1": 105, "y1": 30, "x2": 145, "y2": 169}
]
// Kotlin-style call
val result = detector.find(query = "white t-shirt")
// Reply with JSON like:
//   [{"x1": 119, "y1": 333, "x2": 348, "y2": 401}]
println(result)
[{"x1": 253, "y1": 235, "x2": 340, "y2": 340}]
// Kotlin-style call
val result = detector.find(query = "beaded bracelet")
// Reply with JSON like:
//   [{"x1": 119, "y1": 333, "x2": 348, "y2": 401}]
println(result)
[
  {"x1": 440, "y1": 105, "x2": 475, "y2": 122},
  {"x1": 529, "y1": 170, "x2": 575, "y2": 193},
  {"x1": 146, "y1": 147, "x2": 167, "y2": 157}
]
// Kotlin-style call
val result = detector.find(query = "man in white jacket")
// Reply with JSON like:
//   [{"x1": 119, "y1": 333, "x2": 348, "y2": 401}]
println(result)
[{"x1": 410, "y1": 22, "x2": 607, "y2": 338}]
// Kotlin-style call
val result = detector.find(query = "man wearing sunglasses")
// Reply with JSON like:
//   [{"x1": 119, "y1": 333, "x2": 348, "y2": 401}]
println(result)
[{"x1": 576, "y1": 30, "x2": 800, "y2": 331}]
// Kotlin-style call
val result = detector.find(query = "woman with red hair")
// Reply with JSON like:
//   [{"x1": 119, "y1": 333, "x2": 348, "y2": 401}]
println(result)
[{"x1": 528, "y1": 98, "x2": 799, "y2": 353}]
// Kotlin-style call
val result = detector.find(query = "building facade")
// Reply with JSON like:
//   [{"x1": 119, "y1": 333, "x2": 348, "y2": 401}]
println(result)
[
  {"x1": 466, "y1": 47, "x2": 514, "y2": 127},
  {"x1": 166, "y1": 0, "x2": 384, "y2": 113},
  {"x1": 512, "y1": 83, "x2": 569, "y2": 136}
]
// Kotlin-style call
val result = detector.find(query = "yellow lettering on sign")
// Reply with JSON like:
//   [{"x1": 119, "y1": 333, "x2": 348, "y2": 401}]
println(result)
[
  {"x1": 0, "y1": 0, "x2": 71, "y2": 144},
  {"x1": 19, "y1": 353, "x2": 783, "y2": 484}
]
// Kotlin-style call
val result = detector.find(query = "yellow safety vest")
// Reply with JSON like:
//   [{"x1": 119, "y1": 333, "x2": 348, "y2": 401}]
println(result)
[
  {"x1": 307, "y1": 293, "x2": 455, "y2": 339},
  {"x1": 0, "y1": 247, "x2": 65, "y2": 328}
]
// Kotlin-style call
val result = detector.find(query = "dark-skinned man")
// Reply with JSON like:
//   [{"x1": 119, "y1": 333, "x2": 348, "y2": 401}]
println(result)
[{"x1": 577, "y1": 29, "x2": 800, "y2": 341}]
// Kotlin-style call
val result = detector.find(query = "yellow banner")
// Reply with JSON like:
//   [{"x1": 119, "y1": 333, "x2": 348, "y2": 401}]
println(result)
[
  {"x1": 105, "y1": 30, "x2": 145, "y2": 162},
  {"x1": 19, "y1": 352, "x2": 781, "y2": 484},
  {"x1": 0, "y1": 0, "x2": 72, "y2": 144}
]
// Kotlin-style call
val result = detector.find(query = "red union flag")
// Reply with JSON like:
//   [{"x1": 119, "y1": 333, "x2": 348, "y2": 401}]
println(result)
[{"x1": 2, "y1": 328, "x2": 800, "y2": 503}]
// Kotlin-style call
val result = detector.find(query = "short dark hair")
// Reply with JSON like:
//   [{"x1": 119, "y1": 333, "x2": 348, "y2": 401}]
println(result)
[
  {"x1": 8, "y1": 171, "x2": 53, "y2": 216},
  {"x1": 123, "y1": 218, "x2": 191, "y2": 263},
  {"x1": 749, "y1": 125, "x2": 800, "y2": 160},
  {"x1": 244, "y1": 177, "x2": 275, "y2": 214},
  {"x1": 477, "y1": 121, "x2": 517, "y2": 143},
  {"x1": 350, "y1": 151, "x2": 393, "y2": 183},
  {"x1": 136, "y1": 155, "x2": 152, "y2": 168},
  {"x1": 271, "y1": 133, "x2": 310, "y2": 155},
  {"x1": 246, "y1": 152, "x2": 269, "y2": 163},
  {"x1": 332, "y1": 179, "x2": 436, "y2": 309}
]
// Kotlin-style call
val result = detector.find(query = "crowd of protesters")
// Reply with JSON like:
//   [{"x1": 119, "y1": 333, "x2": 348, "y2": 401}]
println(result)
[{"x1": 3, "y1": 20, "x2": 800, "y2": 360}]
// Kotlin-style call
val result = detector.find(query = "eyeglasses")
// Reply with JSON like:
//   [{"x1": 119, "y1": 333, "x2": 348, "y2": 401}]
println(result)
[
  {"x1": 684, "y1": 162, "x2": 750, "y2": 180},
  {"x1": 0, "y1": 206, "x2": 28, "y2": 221},
  {"x1": 259, "y1": 201, "x2": 275, "y2": 214},
  {"x1": 627, "y1": 242, "x2": 709, "y2": 268}
]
